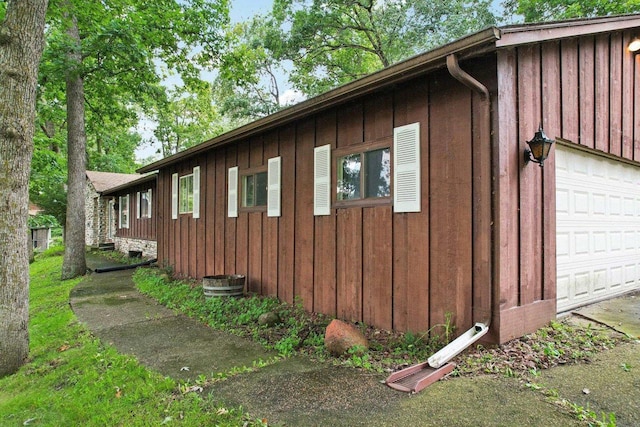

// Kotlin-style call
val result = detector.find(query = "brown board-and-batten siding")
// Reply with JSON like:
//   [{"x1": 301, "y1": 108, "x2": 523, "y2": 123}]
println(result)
[
  {"x1": 156, "y1": 60, "x2": 496, "y2": 335},
  {"x1": 494, "y1": 27, "x2": 640, "y2": 342},
  {"x1": 112, "y1": 180, "x2": 157, "y2": 242}
]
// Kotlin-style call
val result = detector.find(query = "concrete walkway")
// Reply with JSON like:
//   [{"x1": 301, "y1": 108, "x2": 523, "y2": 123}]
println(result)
[{"x1": 71, "y1": 254, "x2": 640, "y2": 426}]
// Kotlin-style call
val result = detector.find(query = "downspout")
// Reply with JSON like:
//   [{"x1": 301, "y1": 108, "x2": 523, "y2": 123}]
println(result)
[
  {"x1": 426, "y1": 54, "x2": 493, "y2": 368},
  {"x1": 445, "y1": 53, "x2": 492, "y2": 328}
]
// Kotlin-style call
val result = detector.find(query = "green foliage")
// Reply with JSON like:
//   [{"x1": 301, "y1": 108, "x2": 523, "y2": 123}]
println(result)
[
  {"x1": 214, "y1": 16, "x2": 289, "y2": 124},
  {"x1": 133, "y1": 268, "x2": 461, "y2": 371},
  {"x1": 27, "y1": 214, "x2": 60, "y2": 229},
  {"x1": 269, "y1": 0, "x2": 498, "y2": 97},
  {"x1": 504, "y1": 0, "x2": 640, "y2": 22},
  {"x1": 0, "y1": 254, "x2": 264, "y2": 426},
  {"x1": 149, "y1": 83, "x2": 225, "y2": 157}
]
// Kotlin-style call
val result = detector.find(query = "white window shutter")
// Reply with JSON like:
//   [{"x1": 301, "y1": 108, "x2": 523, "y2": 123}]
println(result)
[
  {"x1": 136, "y1": 191, "x2": 141, "y2": 219},
  {"x1": 393, "y1": 122, "x2": 421, "y2": 213},
  {"x1": 171, "y1": 173, "x2": 178, "y2": 219},
  {"x1": 192, "y1": 166, "x2": 201, "y2": 219},
  {"x1": 118, "y1": 196, "x2": 123, "y2": 228},
  {"x1": 228, "y1": 166, "x2": 238, "y2": 218},
  {"x1": 314, "y1": 144, "x2": 331, "y2": 216},
  {"x1": 148, "y1": 188, "x2": 152, "y2": 218},
  {"x1": 267, "y1": 156, "x2": 281, "y2": 217}
]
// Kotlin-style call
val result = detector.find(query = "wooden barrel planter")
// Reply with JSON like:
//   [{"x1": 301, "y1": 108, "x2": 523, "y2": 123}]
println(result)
[{"x1": 203, "y1": 275, "x2": 245, "y2": 298}]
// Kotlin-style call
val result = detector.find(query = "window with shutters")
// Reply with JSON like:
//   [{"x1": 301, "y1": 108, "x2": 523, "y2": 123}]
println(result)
[
  {"x1": 179, "y1": 174, "x2": 194, "y2": 214},
  {"x1": 313, "y1": 122, "x2": 420, "y2": 213},
  {"x1": 333, "y1": 140, "x2": 391, "y2": 207}
]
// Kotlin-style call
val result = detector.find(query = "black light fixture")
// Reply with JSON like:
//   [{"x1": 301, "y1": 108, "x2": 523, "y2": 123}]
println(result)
[{"x1": 524, "y1": 125, "x2": 554, "y2": 167}]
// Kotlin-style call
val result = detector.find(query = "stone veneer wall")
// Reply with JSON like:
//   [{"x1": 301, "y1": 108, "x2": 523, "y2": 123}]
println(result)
[
  {"x1": 85, "y1": 181, "x2": 99, "y2": 247},
  {"x1": 85, "y1": 180, "x2": 113, "y2": 247},
  {"x1": 114, "y1": 236, "x2": 157, "y2": 259}
]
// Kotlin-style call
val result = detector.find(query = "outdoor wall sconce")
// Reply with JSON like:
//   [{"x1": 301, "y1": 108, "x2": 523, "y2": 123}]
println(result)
[
  {"x1": 524, "y1": 125, "x2": 555, "y2": 167},
  {"x1": 629, "y1": 37, "x2": 640, "y2": 53}
]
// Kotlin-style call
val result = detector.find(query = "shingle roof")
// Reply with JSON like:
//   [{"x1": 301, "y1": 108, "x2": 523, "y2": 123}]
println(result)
[{"x1": 86, "y1": 170, "x2": 140, "y2": 193}]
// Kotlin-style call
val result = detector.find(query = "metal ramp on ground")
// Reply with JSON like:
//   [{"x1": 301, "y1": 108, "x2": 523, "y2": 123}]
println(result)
[{"x1": 385, "y1": 323, "x2": 489, "y2": 393}]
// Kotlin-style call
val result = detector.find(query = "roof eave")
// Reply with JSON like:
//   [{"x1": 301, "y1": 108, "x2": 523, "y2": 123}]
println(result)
[
  {"x1": 138, "y1": 27, "x2": 501, "y2": 173},
  {"x1": 497, "y1": 13, "x2": 640, "y2": 47},
  {"x1": 101, "y1": 172, "x2": 158, "y2": 196}
]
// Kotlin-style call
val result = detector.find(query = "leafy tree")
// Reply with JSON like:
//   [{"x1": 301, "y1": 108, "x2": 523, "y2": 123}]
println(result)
[
  {"x1": 270, "y1": 0, "x2": 498, "y2": 96},
  {"x1": 38, "y1": 0, "x2": 229, "y2": 279},
  {"x1": 0, "y1": 0, "x2": 49, "y2": 377},
  {"x1": 214, "y1": 16, "x2": 291, "y2": 124},
  {"x1": 148, "y1": 82, "x2": 225, "y2": 157},
  {"x1": 504, "y1": 0, "x2": 640, "y2": 22}
]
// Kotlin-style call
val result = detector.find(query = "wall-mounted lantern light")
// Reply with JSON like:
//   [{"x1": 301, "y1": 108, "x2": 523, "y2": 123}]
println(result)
[
  {"x1": 629, "y1": 37, "x2": 640, "y2": 53},
  {"x1": 524, "y1": 125, "x2": 555, "y2": 167}
]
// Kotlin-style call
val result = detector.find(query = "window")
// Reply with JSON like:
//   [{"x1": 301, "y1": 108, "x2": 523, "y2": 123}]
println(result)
[
  {"x1": 228, "y1": 157, "x2": 281, "y2": 217},
  {"x1": 336, "y1": 147, "x2": 391, "y2": 202},
  {"x1": 179, "y1": 174, "x2": 194, "y2": 214},
  {"x1": 138, "y1": 189, "x2": 152, "y2": 219},
  {"x1": 241, "y1": 169, "x2": 268, "y2": 208},
  {"x1": 118, "y1": 195, "x2": 129, "y2": 229},
  {"x1": 172, "y1": 167, "x2": 200, "y2": 219},
  {"x1": 313, "y1": 122, "x2": 420, "y2": 215}
]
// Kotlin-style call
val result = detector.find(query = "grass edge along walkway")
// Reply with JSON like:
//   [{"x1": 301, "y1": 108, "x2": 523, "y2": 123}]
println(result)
[{"x1": 0, "y1": 248, "x2": 267, "y2": 427}]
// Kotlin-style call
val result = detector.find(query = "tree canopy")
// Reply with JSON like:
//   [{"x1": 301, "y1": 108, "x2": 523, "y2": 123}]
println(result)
[{"x1": 505, "y1": 0, "x2": 640, "y2": 22}]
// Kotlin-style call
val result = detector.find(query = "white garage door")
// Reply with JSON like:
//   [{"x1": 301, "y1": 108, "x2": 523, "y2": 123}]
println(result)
[{"x1": 556, "y1": 145, "x2": 640, "y2": 313}]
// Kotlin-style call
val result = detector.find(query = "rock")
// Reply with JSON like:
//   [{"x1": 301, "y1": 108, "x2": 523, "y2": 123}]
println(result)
[
  {"x1": 324, "y1": 319, "x2": 368, "y2": 356},
  {"x1": 258, "y1": 312, "x2": 281, "y2": 327}
]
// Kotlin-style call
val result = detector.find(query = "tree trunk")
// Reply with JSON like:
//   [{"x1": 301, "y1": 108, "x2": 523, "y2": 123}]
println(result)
[
  {"x1": 0, "y1": 0, "x2": 49, "y2": 377},
  {"x1": 61, "y1": 12, "x2": 87, "y2": 280}
]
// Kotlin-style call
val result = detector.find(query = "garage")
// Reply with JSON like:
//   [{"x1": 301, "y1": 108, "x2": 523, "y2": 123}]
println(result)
[{"x1": 556, "y1": 144, "x2": 640, "y2": 313}]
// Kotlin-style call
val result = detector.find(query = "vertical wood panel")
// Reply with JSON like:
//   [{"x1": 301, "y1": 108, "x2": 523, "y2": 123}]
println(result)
[
  {"x1": 294, "y1": 119, "x2": 315, "y2": 310},
  {"x1": 579, "y1": 37, "x2": 595, "y2": 149},
  {"x1": 595, "y1": 34, "x2": 610, "y2": 153},
  {"x1": 364, "y1": 92, "x2": 393, "y2": 141},
  {"x1": 236, "y1": 142, "x2": 250, "y2": 278},
  {"x1": 542, "y1": 42, "x2": 561, "y2": 302},
  {"x1": 157, "y1": 172, "x2": 165, "y2": 266},
  {"x1": 429, "y1": 72, "x2": 473, "y2": 333},
  {"x1": 518, "y1": 45, "x2": 543, "y2": 306},
  {"x1": 248, "y1": 212, "x2": 262, "y2": 293},
  {"x1": 496, "y1": 49, "x2": 520, "y2": 311},
  {"x1": 187, "y1": 162, "x2": 197, "y2": 278},
  {"x1": 196, "y1": 160, "x2": 206, "y2": 279},
  {"x1": 214, "y1": 149, "x2": 226, "y2": 274},
  {"x1": 204, "y1": 152, "x2": 216, "y2": 276},
  {"x1": 262, "y1": 132, "x2": 279, "y2": 297},
  {"x1": 314, "y1": 111, "x2": 337, "y2": 316},
  {"x1": 470, "y1": 57, "x2": 496, "y2": 324},
  {"x1": 392, "y1": 80, "x2": 430, "y2": 332},
  {"x1": 247, "y1": 137, "x2": 264, "y2": 293},
  {"x1": 278, "y1": 126, "x2": 296, "y2": 304},
  {"x1": 225, "y1": 147, "x2": 238, "y2": 274},
  {"x1": 336, "y1": 102, "x2": 364, "y2": 147},
  {"x1": 363, "y1": 206, "x2": 392, "y2": 329},
  {"x1": 335, "y1": 99, "x2": 365, "y2": 321},
  {"x1": 336, "y1": 208, "x2": 362, "y2": 322},
  {"x1": 561, "y1": 39, "x2": 579, "y2": 142},
  {"x1": 635, "y1": 53, "x2": 640, "y2": 161},
  {"x1": 622, "y1": 32, "x2": 635, "y2": 160},
  {"x1": 609, "y1": 33, "x2": 623, "y2": 157}
]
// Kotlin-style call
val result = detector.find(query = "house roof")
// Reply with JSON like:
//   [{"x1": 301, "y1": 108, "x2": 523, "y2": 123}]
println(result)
[
  {"x1": 138, "y1": 13, "x2": 640, "y2": 174},
  {"x1": 101, "y1": 172, "x2": 158, "y2": 196},
  {"x1": 86, "y1": 170, "x2": 140, "y2": 193}
]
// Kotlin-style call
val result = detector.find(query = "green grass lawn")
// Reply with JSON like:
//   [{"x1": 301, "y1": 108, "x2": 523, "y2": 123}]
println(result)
[{"x1": 0, "y1": 250, "x2": 266, "y2": 426}]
